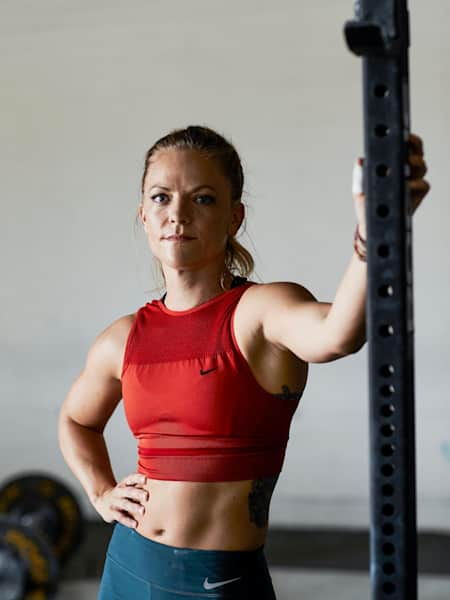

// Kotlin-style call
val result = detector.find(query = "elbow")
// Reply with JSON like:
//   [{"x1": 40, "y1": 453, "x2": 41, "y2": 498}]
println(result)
[
  {"x1": 58, "y1": 411, "x2": 74, "y2": 448},
  {"x1": 333, "y1": 333, "x2": 367, "y2": 356},
  {"x1": 346, "y1": 337, "x2": 367, "y2": 355}
]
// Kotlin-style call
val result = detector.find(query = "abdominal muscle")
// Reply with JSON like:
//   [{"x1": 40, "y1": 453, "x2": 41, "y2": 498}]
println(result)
[{"x1": 134, "y1": 477, "x2": 274, "y2": 551}]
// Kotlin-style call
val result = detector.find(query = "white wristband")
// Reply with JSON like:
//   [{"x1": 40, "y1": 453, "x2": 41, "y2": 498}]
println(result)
[{"x1": 352, "y1": 159, "x2": 364, "y2": 196}]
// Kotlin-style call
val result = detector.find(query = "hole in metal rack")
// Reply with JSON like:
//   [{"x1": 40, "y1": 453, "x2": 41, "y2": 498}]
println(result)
[
  {"x1": 376, "y1": 164, "x2": 391, "y2": 177},
  {"x1": 377, "y1": 204, "x2": 390, "y2": 217},
  {"x1": 374, "y1": 84, "x2": 389, "y2": 98},
  {"x1": 379, "y1": 364, "x2": 395, "y2": 377},
  {"x1": 382, "y1": 483, "x2": 395, "y2": 496},
  {"x1": 379, "y1": 284, "x2": 394, "y2": 297},
  {"x1": 381, "y1": 463, "x2": 395, "y2": 477},
  {"x1": 382, "y1": 542, "x2": 395, "y2": 556},
  {"x1": 381, "y1": 444, "x2": 395, "y2": 457},
  {"x1": 383, "y1": 562, "x2": 396, "y2": 575},
  {"x1": 379, "y1": 324, "x2": 395, "y2": 337},
  {"x1": 380, "y1": 384, "x2": 395, "y2": 397},
  {"x1": 380, "y1": 424, "x2": 395, "y2": 437},
  {"x1": 377, "y1": 244, "x2": 390, "y2": 258},
  {"x1": 383, "y1": 582, "x2": 396, "y2": 595},
  {"x1": 382, "y1": 503, "x2": 395, "y2": 517},
  {"x1": 380, "y1": 403, "x2": 395, "y2": 417},
  {"x1": 375, "y1": 124, "x2": 390, "y2": 137}
]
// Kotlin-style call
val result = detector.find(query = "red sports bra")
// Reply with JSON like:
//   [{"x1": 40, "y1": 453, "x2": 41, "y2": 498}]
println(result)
[{"x1": 120, "y1": 277, "x2": 302, "y2": 482}]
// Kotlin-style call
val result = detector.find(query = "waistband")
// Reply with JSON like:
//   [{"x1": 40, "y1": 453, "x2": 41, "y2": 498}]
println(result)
[{"x1": 107, "y1": 522, "x2": 268, "y2": 593}]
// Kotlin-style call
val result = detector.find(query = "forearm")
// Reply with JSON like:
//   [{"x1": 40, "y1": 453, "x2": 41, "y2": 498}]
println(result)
[
  {"x1": 58, "y1": 416, "x2": 117, "y2": 506},
  {"x1": 325, "y1": 248, "x2": 367, "y2": 353}
]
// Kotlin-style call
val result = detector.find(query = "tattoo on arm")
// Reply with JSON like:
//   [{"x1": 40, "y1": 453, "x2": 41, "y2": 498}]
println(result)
[
  {"x1": 273, "y1": 384, "x2": 303, "y2": 401},
  {"x1": 248, "y1": 475, "x2": 279, "y2": 528}
]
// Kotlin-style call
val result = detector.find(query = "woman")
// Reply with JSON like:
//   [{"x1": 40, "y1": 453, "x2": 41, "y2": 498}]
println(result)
[{"x1": 58, "y1": 125, "x2": 429, "y2": 599}]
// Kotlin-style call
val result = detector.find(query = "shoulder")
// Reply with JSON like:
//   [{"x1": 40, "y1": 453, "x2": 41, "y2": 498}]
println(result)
[
  {"x1": 99, "y1": 312, "x2": 137, "y2": 347},
  {"x1": 88, "y1": 312, "x2": 137, "y2": 381},
  {"x1": 242, "y1": 281, "x2": 318, "y2": 313},
  {"x1": 241, "y1": 281, "x2": 339, "y2": 362},
  {"x1": 236, "y1": 281, "x2": 318, "y2": 351}
]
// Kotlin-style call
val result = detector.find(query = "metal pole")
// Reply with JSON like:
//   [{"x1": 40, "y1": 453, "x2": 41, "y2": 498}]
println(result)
[{"x1": 344, "y1": 2, "x2": 418, "y2": 598}]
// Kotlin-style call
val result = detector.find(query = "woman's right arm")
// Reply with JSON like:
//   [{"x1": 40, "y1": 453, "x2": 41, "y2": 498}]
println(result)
[{"x1": 57, "y1": 315, "x2": 148, "y2": 527}]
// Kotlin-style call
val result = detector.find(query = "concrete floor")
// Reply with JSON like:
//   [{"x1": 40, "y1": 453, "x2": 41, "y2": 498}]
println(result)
[{"x1": 58, "y1": 568, "x2": 450, "y2": 599}]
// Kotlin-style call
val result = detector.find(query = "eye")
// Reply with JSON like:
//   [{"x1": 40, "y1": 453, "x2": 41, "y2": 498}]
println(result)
[
  {"x1": 150, "y1": 193, "x2": 168, "y2": 203},
  {"x1": 150, "y1": 193, "x2": 215, "y2": 205},
  {"x1": 195, "y1": 194, "x2": 215, "y2": 205}
]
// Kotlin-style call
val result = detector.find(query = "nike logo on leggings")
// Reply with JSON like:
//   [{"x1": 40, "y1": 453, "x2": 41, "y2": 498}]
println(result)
[{"x1": 203, "y1": 576, "x2": 242, "y2": 590}]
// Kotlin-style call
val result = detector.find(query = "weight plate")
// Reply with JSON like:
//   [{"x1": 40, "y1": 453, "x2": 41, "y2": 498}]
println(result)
[
  {"x1": 0, "y1": 515, "x2": 58, "y2": 599},
  {"x1": 0, "y1": 537, "x2": 27, "y2": 600},
  {"x1": 0, "y1": 473, "x2": 84, "y2": 564}
]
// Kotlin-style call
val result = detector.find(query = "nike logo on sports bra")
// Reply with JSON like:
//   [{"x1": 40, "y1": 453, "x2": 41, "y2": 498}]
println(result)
[
  {"x1": 200, "y1": 367, "x2": 218, "y2": 375},
  {"x1": 203, "y1": 576, "x2": 242, "y2": 590}
]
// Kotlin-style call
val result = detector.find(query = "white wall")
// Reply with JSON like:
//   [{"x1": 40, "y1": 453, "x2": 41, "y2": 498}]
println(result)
[{"x1": 1, "y1": 0, "x2": 449, "y2": 530}]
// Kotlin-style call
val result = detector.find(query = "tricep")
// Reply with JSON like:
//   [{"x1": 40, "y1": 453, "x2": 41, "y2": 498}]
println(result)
[{"x1": 257, "y1": 282, "x2": 349, "y2": 364}]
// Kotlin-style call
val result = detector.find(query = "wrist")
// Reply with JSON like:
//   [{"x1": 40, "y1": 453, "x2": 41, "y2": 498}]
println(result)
[
  {"x1": 89, "y1": 481, "x2": 115, "y2": 507},
  {"x1": 353, "y1": 223, "x2": 367, "y2": 262},
  {"x1": 356, "y1": 223, "x2": 367, "y2": 242}
]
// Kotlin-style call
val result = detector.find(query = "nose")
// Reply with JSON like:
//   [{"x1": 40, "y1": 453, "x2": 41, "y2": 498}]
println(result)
[{"x1": 168, "y1": 197, "x2": 191, "y2": 224}]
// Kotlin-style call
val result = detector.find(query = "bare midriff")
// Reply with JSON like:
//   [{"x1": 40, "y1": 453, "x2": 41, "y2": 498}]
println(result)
[{"x1": 134, "y1": 478, "x2": 271, "y2": 551}]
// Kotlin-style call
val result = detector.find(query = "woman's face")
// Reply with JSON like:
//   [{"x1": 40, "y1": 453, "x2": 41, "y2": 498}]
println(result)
[{"x1": 140, "y1": 148, "x2": 244, "y2": 274}]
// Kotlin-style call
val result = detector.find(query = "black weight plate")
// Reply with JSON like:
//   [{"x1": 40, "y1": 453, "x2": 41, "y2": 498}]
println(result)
[
  {"x1": 0, "y1": 473, "x2": 84, "y2": 564},
  {"x1": 0, "y1": 537, "x2": 26, "y2": 600},
  {"x1": 0, "y1": 515, "x2": 59, "y2": 599}
]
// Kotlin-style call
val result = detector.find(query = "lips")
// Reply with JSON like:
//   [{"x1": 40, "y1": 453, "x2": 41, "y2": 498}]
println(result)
[{"x1": 164, "y1": 235, "x2": 195, "y2": 240}]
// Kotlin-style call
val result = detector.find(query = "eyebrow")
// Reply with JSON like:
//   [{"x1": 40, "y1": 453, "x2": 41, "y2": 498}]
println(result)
[{"x1": 149, "y1": 184, "x2": 217, "y2": 193}]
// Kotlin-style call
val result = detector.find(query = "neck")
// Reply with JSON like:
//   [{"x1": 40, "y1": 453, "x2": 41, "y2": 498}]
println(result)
[{"x1": 161, "y1": 269, "x2": 235, "y2": 311}]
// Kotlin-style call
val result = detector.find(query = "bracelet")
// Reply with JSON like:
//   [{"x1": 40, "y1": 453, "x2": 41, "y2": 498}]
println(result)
[
  {"x1": 354, "y1": 224, "x2": 367, "y2": 245},
  {"x1": 353, "y1": 224, "x2": 367, "y2": 262}
]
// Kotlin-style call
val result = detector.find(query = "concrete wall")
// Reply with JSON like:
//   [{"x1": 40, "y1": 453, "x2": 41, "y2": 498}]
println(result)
[{"x1": 1, "y1": 0, "x2": 449, "y2": 529}]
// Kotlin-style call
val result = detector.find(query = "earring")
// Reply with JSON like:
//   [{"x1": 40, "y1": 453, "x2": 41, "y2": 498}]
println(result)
[
  {"x1": 219, "y1": 269, "x2": 228, "y2": 291},
  {"x1": 219, "y1": 237, "x2": 233, "y2": 291}
]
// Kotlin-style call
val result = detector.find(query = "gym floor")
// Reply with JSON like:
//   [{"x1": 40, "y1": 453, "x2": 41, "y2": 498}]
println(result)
[{"x1": 58, "y1": 569, "x2": 450, "y2": 599}]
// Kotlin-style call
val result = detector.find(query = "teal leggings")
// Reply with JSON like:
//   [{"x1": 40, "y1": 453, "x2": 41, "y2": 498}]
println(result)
[{"x1": 98, "y1": 522, "x2": 277, "y2": 599}]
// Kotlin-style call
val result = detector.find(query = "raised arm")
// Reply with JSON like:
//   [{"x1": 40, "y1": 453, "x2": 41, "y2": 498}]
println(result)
[
  {"x1": 260, "y1": 133, "x2": 429, "y2": 365},
  {"x1": 254, "y1": 281, "x2": 359, "y2": 364}
]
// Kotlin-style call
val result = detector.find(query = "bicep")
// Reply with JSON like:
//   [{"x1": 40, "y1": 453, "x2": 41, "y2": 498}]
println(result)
[
  {"x1": 59, "y1": 318, "x2": 131, "y2": 433},
  {"x1": 260, "y1": 282, "x2": 347, "y2": 364}
]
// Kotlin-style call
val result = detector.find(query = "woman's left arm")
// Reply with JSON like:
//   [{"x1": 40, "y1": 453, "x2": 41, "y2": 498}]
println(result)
[
  {"x1": 325, "y1": 132, "x2": 430, "y2": 353},
  {"x1": 260, "y1": 133, "x2": 430, "y2": 363}
]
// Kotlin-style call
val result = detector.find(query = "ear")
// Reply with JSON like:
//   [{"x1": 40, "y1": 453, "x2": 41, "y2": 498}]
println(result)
[
  {"x1": 139, "y1": 203, "x2": 146, "y2": 225},
  {"x1": 229, "y1": 202, "x2": 245, "y2": 236}
]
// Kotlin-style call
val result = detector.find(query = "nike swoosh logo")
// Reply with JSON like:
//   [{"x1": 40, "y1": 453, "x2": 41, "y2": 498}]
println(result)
[
  {"x1": 203, "y1": 576, "x2": 242, "y2": 590},
  {"x1": 200, "y1": 367, "x2": 218, "y2": 375}
]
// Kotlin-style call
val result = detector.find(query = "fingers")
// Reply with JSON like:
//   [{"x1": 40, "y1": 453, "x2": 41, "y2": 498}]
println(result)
[
  {"x1": 111, "y1": 509, "x2": 139, "y2": 529},
  {"x1": 109, "y1": 493, "x2": 148, "y2": 528},
  {"x1": 121, "y1": 486, "x2": 149, "y2": 503},
  {"x1": 353, "y1": 132, "x2": 428, "y2": 190},
  {"x1": 407, "y1": 153, "x2": 427, "y2": 179},
  {"x1": 351, "y1": 132, "x2": 429, "y2": 222},
  {"x1": 407, "y1": 133, "x2": 424, "y2": 156},
  {"x1": 109, "y1": 473, "x2": 149, "y2": 528},
  {"x1": 116, "y1": 497, "x2": 146, "y2": 517},
  {"x1": 118, "y1": 473, "x2": 147, "y2": 488},
  {"x1": 115, "y1": 486, "x2": 149, "y2": 515},
  {"x1": 409, "y1": 178, "x2": 431, "y2": 198}
]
